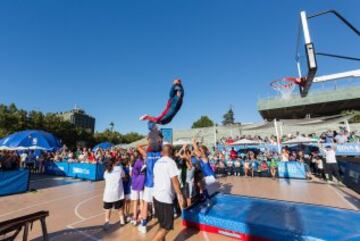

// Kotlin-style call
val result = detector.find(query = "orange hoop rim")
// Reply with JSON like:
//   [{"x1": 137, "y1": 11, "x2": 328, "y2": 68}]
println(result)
[{"x1": 270, "y1": 77, "x2": 303, "y2": 90}]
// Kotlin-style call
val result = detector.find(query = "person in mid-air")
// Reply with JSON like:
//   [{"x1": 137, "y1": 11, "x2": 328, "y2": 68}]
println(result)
[{"x1": 140, "y1": 79, "x2": 184, "y2": 125}]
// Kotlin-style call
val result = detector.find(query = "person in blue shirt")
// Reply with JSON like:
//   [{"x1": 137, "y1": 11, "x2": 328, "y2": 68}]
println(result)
[
  {"x1": 140, "y1": 79, "x2": 184, "y2": 125},
  {"x1": 121, "y1": 158, "x2": 132, "y2": 222},
  {"x1": 192, "y1": 139, "x2": 217, "y2": 206},
  {"x1": 136, "y1": 132, "x2": 162, "y2": 234}
]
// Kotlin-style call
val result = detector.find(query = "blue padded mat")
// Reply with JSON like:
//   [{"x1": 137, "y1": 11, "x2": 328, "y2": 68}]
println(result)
[{"x1": 183, "y1": 193, "x2": 360, "y2": 241}]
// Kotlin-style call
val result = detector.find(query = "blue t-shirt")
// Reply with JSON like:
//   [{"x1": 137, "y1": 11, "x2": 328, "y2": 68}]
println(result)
[
  {"x1": 144, "y1": 152, "x2": 161, "y2": 188},
  {"x1": 123, "y1": 166, "x2": 131, "y2": 195},
  {"x1": 191, "y1": 156, "x2": 199, "y2": 165},
  {"x1": 169, "y1": 84, "x2": 184, "y2": 99},
  {"x1": 199, "y1": 159, "x2": 215, "y2": 178},
  {"x1": 251, "y1": 160, "x2": 259, "y2": 171}
]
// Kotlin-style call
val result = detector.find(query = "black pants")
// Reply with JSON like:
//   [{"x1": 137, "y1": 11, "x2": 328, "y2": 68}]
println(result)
[
  {"x1": 153, "y1": 198, "x2": 174, "y2": 231},
  {"x1": 326, "y1": 163, "x2": 340, "y2": 181},
  {"x1": 318, "y1": 168, "x2": 326, "y2": 180}
]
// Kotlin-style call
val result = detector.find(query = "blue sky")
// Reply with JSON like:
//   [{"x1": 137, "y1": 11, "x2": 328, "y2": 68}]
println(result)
[{"x1": 0, "y1": 0, "x2": 359, "y2": 134}]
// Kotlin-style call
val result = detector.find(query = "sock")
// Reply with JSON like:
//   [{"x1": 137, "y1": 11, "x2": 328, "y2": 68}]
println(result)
[{"x1": 141, "y1": 219, "x2": 147, "y2": 226}]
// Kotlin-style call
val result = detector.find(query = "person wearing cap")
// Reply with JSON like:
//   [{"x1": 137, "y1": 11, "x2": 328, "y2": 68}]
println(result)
[{"x1": 319, "y1": 143, "x2": 340, "y2": 183}]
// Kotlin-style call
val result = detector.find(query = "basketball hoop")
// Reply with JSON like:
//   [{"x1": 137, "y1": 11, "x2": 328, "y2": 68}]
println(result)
[{"x1": 270, "y1": 77, "x2": 301, "y2": 99}]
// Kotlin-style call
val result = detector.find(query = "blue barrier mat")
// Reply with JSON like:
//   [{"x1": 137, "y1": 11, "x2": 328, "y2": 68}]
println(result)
[{"x1": 183, "y1": 193, "x2": 360, "y2": 241}]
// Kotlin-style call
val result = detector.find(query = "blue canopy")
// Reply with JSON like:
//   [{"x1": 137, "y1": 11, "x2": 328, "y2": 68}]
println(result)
[
  {"x1": 92, "y1": 142, "x2": 114, "y2": 152},
  {"x1": 0, "y1": 130, "x2": 61, "y2": 151}
]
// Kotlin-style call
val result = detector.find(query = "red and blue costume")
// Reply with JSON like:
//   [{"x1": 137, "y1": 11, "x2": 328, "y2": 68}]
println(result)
[{"x1": 141, "y1": 82, "x2": 184, "y2": 125}]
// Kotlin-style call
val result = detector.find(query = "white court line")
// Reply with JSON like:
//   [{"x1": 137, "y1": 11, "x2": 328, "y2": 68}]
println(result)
[
  {"x1": 75, "y1": 194, "x2": 102, "y2": 220},
  {"x1": 0, "y1": 187, "x2": 103, "y2": 218},
  {"x1": 202, "y1": 231, "x2": 211, "y2": 241},
  {"x1": 66, "y1": 225, "x2": 102, "y2": 241},
  {"x1": 68, "y1": 213, "x2": 104, "y2": 227},
  {"x1": 328, "y1": 184, "x2": 358, "y2": 210}
]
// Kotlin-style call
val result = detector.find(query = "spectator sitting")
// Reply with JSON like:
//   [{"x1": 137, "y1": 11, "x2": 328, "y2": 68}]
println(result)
[{"x1": 229, "y1": 147, "x2": 238, "y2": 160}]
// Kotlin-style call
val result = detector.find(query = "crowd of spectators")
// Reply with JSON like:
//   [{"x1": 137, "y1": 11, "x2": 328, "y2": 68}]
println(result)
[
  {"x1": 220, "y1": 127, "x2": 360, "y2": 145},
  {"x1": 0, "y1": 128, "x2": 352, "y2": 185},
  {"x1": 0, "y1": 150, "x2": 20, "y2": 171},
  {"x1": 0, "y1": 150, "x2": 49, "y2": 172},
  {"x1": 209, "y1": 147, "x2": 326, "y2": 180}
]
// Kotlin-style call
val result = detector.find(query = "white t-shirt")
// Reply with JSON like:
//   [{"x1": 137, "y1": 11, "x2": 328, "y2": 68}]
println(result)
[
  {"x1": 103, "y1": 166, "x2": 125, "y2": 203},
  {"x1": 153, "y1": 156, "x2": 179, "y2": 204},
  {"x1": 317, "y1": 159, "x2": 324, "y2": 169},
  {"x1": 323, "y1": 149, "x2": 337, "y2": 164},
  {"x1": 20, "y1": 153, "x2": 28, "y2": 162}
]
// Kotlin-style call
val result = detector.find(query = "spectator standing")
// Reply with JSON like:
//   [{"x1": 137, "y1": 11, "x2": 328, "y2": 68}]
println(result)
[
  {"x1": 102, "y1": 158, "x2": 126, "y2": 230},
  {"x1": 320, "y1": 144, "x2": 341, "y2": 183},
  {"x1": 130, "y1": 151, "x2": 145, "y2": 226},
  {"x1": 152, "y1": 144, "x2": 184, "y2": 241},
  {"x1": 316, "y1": 156, "x2": 326, "y2": 180}
]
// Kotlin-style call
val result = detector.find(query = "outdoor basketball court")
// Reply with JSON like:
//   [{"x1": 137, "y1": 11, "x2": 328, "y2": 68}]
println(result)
[
  {"x1": 0, "y1": 8, "x2": 359, "y2": 241},
  {"x1": 0, "y1": 175, "x2": 359, "y2": 241}
]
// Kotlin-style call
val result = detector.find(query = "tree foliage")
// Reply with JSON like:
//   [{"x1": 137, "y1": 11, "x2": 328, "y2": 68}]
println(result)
[
  {"x1": 222, "y1": 107, "x2": 235, "y2": 126},
  {"x1": 192, "y1": 116, "x2": 214, "y2": 129},
  {"x1": 0, "y1": 103, "x2": 143, "y2": 148},
  {"x1": 341, "y1": 110, "x2": 360, "y2": 123}
]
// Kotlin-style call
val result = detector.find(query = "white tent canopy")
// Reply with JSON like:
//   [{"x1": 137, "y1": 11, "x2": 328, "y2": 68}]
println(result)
[
  {"x1": 173, "y1": 139, "x2": 192, "y2": 146},
  {"x1": 228, "y1": 139, "x2": 262, "y2": 146},
  {"x1": 283, "y1": 136, "x2": 317, "y2": 144}
]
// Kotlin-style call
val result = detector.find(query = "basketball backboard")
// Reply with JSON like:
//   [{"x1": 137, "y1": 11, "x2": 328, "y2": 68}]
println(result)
[
  {"x1": 296, "y1": 11, "x2": 318, "y2": 97},
  {"x1": 295, "y1": 10, "x2": 360, "y2": 97}
]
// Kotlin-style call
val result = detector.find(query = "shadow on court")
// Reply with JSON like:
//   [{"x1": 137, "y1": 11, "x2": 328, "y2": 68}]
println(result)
[
  {"x1": 29, "y1": 174, "x2": 83, "y2": 191},
  {"x1": 173, "y1": 227, "x2": 200, "y2": 241},
  {"x1": 32, "y1": 224, "x2": 119, "y2": 241},
  {"x1": 218, "y1": 182, "x2": 233, "y2": 194}
]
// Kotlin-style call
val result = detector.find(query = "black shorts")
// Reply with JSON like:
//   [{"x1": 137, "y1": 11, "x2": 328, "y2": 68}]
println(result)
[
  {"x1": 103, "y1": 199, "x2": 124, "y2": 210},
  {"x1": 153, "y1": 198, "x2": 174, "y2": 231}
]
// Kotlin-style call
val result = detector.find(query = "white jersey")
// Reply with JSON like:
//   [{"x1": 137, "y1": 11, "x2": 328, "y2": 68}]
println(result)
[
  {"x1": 323, "y1": 149, "x2": 337, "y2": 164},
  {"x1": 103, "y1": 166, "x2": 125, "y2": 203},
  {"x1": 153, "y1": 156, "x2": 179, "y2": 204}
]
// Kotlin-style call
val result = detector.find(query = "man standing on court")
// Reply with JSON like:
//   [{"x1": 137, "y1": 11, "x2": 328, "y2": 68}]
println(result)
[
  {"x1": 152, "y1": 144, "x2": 184, "y2": 241},
  {"x1": 320, "y1": 143, "x2": 341, "y2": 183}
]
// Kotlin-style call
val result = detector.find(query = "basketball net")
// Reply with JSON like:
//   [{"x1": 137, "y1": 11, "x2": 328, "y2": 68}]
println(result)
[{"x1": 271, "y1": 77, "x2": 301, "y2": 99}]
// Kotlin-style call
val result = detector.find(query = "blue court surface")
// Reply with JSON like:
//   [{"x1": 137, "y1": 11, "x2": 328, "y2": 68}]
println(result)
[{"x1": 182, "y1": 193, "x2": 360, "y2": 241}]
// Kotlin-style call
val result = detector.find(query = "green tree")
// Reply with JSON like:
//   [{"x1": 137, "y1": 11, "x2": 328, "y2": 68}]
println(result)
[
  {"x1": 341, "y1": 110, "x2": 360, "y2": 123},
  {"x1": 192, "y1": 116, "x2": 214, "y2": 129},
  {"x1": 122, "y1": 132, "x2": 144, "y2": 144},
  {"x1": 222, "y1": 107, "x2": 235, "y2": 126},
  {"x1": 0, "y1": 103, "x2": 144, "y2": 147}
]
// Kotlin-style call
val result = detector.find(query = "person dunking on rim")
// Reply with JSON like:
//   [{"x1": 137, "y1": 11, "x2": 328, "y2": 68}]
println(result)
[{"x1": 140, "y1": 79, "x2": 184, "y2": 125}]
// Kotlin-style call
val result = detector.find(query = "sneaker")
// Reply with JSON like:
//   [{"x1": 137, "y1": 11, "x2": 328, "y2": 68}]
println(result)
[
  {"x1": 139, "y1": 115, "x2": 148, "y2": 121},
  {"x1": 138, "y1": 224, "x2": 147, "y2": 234},
  {"x1": 126, "y1": 216, "x2": 132, "y2": 223},
  {"x1": 103, "y1": 222, "x2": 110, "y2": 231},
  {"x1": 131, "y1": 219, "x2": 137, "y2": 226}
]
